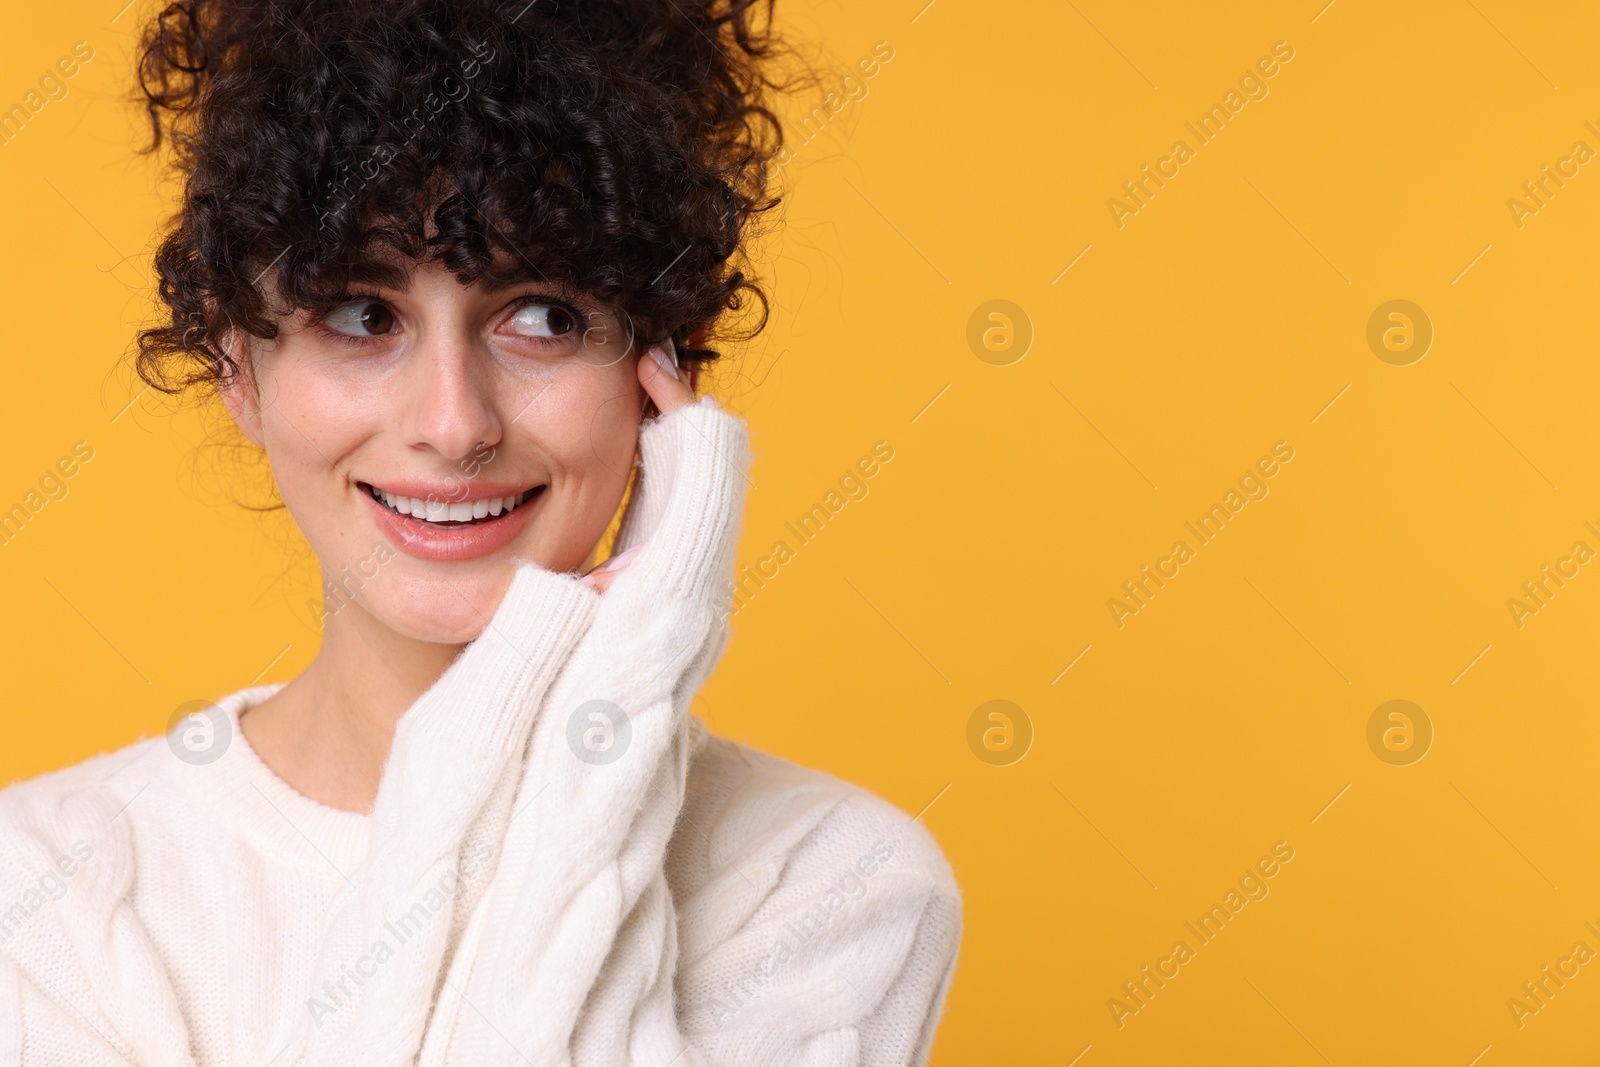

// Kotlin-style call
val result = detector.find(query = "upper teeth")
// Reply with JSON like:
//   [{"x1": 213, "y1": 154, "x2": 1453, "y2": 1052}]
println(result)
[{"x1": 369, "y1": 486, "x2": 530, "y2": 522}]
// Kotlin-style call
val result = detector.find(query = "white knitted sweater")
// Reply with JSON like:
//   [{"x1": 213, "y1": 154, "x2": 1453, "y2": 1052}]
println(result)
[{"x1": 0, "y1": 401, "x2": 961, "y2": 1066}]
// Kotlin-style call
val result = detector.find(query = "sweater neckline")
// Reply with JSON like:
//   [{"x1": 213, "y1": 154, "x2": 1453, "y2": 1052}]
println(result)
[
  {"x1": 180, "y1": 682, "x2": 714, "y2": 877},
  {"x1": 184, "y1": 682, "x2": 372, "y2": 876}
]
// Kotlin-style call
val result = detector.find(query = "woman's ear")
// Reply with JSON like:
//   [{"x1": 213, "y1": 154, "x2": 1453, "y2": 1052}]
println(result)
[{"x1": 215, "y1": 330, "x2": 266, "y2": 447}]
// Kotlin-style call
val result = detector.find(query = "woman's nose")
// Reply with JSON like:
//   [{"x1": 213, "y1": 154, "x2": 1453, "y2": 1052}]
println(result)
[{"x1": 401, "y1": 330, "x2": 503, "y2": 464}]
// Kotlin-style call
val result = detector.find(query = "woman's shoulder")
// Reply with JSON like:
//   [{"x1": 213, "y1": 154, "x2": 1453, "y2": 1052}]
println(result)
[
  {"x1": 0, "y1": 735, "x2": 161, "y2": 831},
  {"x1": 0, "y1": 736, "x2": 165, "y2": 893},
  {"x1": 0, "y1": 738, "x2": 161, "y2": 955},
  {"x1": 676, "y1": 716, "x2": 960, "y2": 900},
  {"x1": 670, "y1": 718, "x2": 963, "y2": 1059}
]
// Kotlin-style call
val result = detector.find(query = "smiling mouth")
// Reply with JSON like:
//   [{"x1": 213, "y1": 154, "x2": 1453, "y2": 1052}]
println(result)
[{"x1": 358, "y1": 482, "x2": 545, "y2": 528}]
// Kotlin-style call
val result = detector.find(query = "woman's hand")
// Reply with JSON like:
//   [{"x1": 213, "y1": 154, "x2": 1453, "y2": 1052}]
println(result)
[{"x1": 579, "y1": 338, "x2": 700, "y2": 594}]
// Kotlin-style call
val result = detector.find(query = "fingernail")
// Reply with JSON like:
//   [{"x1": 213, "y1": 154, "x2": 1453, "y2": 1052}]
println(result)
[
  {"x1": 700, "y1": 394, "x2": 717, "y2": 407},
  {"x1": 648, "y1": 340, "x2": 679, "y2": 380},
  {"x1": 598, "y1": 542, "x2": 645, "y2": 572}
]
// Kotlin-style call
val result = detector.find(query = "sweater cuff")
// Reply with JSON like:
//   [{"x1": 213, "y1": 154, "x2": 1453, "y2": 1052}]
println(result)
[
  {"x1": 614, "y1": 399, "x2": 752, "y2": 600},
  {"x1": 402, "y1": 561, "x2": 601, "y2": 756}
]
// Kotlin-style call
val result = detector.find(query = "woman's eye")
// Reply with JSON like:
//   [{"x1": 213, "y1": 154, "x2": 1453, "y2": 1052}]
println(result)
[
  {"x1": 324, "y1": 300, "x2": 396, "y2": 337},
  {"x1": 505, "y1": 303, "x2": 577, "y2": 338}
]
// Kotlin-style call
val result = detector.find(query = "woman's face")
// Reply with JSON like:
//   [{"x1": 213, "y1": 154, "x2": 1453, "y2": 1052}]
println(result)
[{"x1": 221, "y1": 257, "x2": 644, "y2": 644}]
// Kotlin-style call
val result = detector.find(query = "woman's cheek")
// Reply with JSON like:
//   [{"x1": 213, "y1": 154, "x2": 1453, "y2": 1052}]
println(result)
[{"x1": 546, "y1": 366, "x2": 642, "y2": 464}]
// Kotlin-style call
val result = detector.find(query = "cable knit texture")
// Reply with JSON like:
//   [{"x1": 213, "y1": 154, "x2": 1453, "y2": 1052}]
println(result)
[{"x1": 0, "y1": 400, "x2": 962, "y2": 1066}]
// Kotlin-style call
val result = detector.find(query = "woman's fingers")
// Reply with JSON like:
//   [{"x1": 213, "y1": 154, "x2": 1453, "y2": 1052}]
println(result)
[
  {"x1": 578, "y1": 541, "x2": 643, "y2": 593},
  {"x1": 637, "y1": 338, "x2": 695, "y2": 415}
]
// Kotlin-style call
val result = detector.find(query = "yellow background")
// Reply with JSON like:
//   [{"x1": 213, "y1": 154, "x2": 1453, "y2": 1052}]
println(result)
[{"x1": 4, "y1": 1, "x2": 1599, "y2": 1063}]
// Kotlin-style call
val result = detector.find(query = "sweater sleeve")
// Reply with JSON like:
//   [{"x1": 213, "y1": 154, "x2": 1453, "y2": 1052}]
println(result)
[
  {"x1": 288, "y1": 561, "x2": 603, "y2": 1067},
  {"x1": 0, "y1": 953, "x2": 141, "y2": 1067},
  {"x1": 667, "y1": 747, "x2": 964, "y2": 1067},
  {"x1": 432, "y1": 397, "x2": 753, "y2": 1067},
  {"x1": 0, "y1": 763, "x2": 204, "y2": 1067}
]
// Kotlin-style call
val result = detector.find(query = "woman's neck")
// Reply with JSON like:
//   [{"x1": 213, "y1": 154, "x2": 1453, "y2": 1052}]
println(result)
[{"x1": 239, "y1": 601, "x2": 464, "y2": 814}]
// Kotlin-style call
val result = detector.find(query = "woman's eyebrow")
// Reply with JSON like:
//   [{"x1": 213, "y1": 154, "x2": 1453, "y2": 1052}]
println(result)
[
  {"x1": 476, "y1": 271, "x2": 562, "y2": 295},
  {"x1": 332, "y1": 256, "x2": 585, "y2": 303},
  {"x1": 345, "y1": 260, "x2": 413, "y2": 291}
]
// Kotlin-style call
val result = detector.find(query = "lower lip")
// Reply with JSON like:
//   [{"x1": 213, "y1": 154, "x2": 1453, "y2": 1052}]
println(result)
[{"x1": 360, "y1": 486, "x2": 544, "y2": 562}]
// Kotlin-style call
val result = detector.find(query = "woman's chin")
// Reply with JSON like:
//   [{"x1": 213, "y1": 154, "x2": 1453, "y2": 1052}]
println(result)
[
  {"x1": 390, "y1": 610, "x2": 493, "y2": 645},
  {"x1": 361, "y1": 572, "x2": 519, "y2": 645},
  {"x1": 317, "y1": 539, "x2": 594, "y2": 645}
]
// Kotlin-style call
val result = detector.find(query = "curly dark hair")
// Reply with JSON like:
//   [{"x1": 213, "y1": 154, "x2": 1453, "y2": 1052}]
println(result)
[{"x1": 133, "y1": 0, "x2": 793, "y2": 396}]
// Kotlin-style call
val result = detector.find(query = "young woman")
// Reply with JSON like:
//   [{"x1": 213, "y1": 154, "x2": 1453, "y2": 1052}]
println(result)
[{"x1": 0, "y1": 1, "x2": 960, "y2": 1064}]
